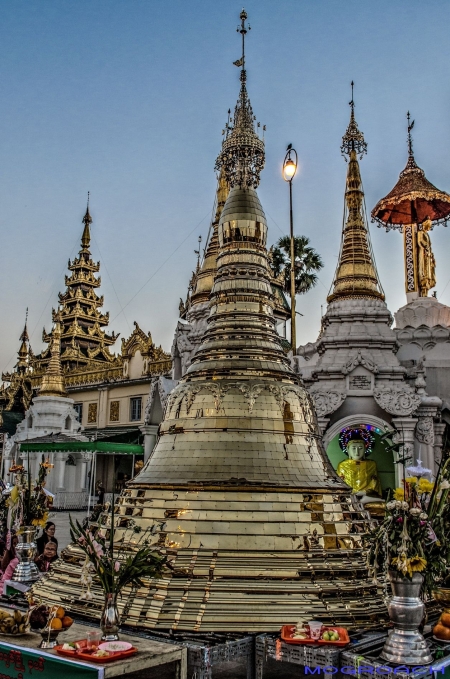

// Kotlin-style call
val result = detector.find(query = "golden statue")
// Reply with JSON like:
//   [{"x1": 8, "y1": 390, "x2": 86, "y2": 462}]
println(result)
[
  {"x1": 337, "y1": 429, "x2": 382, "y2": 504},
  {"x1": 417, "y1": 218, "x2": 436, "y2": 297}
]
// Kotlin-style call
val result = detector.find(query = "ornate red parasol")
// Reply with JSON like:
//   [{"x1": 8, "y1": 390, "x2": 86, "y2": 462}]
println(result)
[{"x1": 371, "y1": 114, "x2": 450, "y2": 231}]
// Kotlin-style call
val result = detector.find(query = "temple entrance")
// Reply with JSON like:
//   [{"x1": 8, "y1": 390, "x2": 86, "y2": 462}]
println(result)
[{"x1": 325, "y1": 421, "x2": 396, "y2": 496}]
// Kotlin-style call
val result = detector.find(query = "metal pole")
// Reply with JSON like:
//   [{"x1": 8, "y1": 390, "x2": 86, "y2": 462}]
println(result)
[{"x1": 289, "y1": 179, "x2": 296, "y2": 350}]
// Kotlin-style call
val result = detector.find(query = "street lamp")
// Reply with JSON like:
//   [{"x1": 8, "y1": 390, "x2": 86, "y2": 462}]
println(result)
[{"x1": 283, "y1": 145, "x2": 298, "y2": 351}]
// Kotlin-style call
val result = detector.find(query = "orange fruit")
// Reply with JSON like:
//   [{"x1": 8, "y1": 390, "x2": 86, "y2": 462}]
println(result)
[
  {"x1": 433, "y1": 623, "x2": 450, "y2": 641},
  {"x1": 62, "y1": 616, "x2": 73, "y2": 628},
  {"x1": 50, "y1": 618, "x2": 62, "y2": 630},
  {"x1": 440, "y1": 612, "x2": 450, "y2": 628}
]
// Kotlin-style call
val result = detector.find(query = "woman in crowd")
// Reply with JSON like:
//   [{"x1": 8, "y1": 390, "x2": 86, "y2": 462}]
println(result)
[
  {"x1": 36, "y1": 522, "x2": 58, "y2": 555},
  {"x1": 34, "y1": 540, "x2": 58, "y2": 573},
  {"x1": 1, "y1": 534, "x2": 18, "y2": 573}
]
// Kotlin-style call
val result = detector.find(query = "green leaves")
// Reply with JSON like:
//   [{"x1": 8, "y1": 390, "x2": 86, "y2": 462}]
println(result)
[
  {"x1": 69, "y1": 513, "x2": 166, "y2": 597},
  {"x1": 269, "y1": 235, "x2": 323, "y2": 296}
]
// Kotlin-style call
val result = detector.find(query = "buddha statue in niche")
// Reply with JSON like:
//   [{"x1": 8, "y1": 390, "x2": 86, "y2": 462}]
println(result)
[{"x1": 337, "y1": 429, "x2": 382, "y2": 505}]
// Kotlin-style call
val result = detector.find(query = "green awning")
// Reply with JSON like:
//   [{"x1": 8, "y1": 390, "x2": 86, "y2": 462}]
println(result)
[{"x1": 19, "y1": 441, "x2": 143, "y2": 455}]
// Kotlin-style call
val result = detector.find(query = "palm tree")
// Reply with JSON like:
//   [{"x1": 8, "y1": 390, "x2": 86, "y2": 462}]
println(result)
[{"x1": 269, "y1": 235, "x2": 323, "y2": 295}]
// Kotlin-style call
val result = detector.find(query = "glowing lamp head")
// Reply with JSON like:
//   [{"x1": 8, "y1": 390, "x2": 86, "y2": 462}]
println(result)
[{"x1": 283, "y1": 157, "x2": 297, "y2": 182}]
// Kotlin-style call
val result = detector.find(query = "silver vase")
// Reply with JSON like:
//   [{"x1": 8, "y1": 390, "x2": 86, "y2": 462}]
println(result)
[
  {"x1": 100, "y1": 593, "x2": 120, "y2": 641},
  {"x1": 12, "y1": 527, "x2": 40, "y2": 583},
  {"x1": 380, "y1": 570, "x2": 432, "y2": 665}
]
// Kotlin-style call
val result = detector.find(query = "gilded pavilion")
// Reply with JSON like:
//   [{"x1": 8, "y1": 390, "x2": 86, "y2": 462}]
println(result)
[{"x1": 0, "y1": 203, "x2": 171, "y2": 493}]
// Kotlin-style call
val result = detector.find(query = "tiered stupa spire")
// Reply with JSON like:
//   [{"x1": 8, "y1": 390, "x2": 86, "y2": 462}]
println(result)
[
  {"x1": 38, "y1": 310, "x2": 66, "y2": 398},
  {"x1": 36, "y1": 199, "x2": 118, "y2": 375},
  {"x1": 328, "y1": 86, "x2": 384, "y2": 303},
  {"x1": 187, "y1": 169, "x2": 228, "y2": 310},
  {"x1": 35, "y1": 14, "x2": 385, "y2": 632}
]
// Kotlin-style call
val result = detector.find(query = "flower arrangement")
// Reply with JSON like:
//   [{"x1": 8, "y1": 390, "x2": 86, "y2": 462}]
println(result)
[
  {"x1": 69, "y1": 514, "x2": 167, "y2": 600},
  {"x1": 366, "y1": 457, "x2": 450, "y2": 595},
  {"x1": 4, "y1": 459, "x2": 53, "y2": 534}
]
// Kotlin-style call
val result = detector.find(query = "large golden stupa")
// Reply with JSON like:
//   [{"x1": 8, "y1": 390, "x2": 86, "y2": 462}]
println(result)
[{"x1": 35, "y1": 11, "x2": 385, "y2": 631}]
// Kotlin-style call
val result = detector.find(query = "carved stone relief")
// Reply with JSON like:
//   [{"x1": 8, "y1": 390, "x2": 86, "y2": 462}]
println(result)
[
  {"x1": 309, "y1": 389, "x2": 346, "y2": 418},
  {"x1": 415, "y1": 417, "x2": 435, "y2": 445},
  {"x1": 342, "y1": 351, "x2": 378, "y2": 375},
  {"x1": 373, "y1": 386, "x2": 421, "y2": 416}
]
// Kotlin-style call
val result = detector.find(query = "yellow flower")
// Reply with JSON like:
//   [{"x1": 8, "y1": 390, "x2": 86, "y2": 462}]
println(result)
[
  {"x1": 417, "y1": 478, "x2": 434, "y2": 494},
  {"x1": 31, "y1": 513, "x2": 48, "y2": 528},
  {"x1": 405, "y1": 477, "x2": 418, "y2": 485},
  {"x1": 406, "y1": 556, "x2": 427, "y2": 577},
  {"x1": 393, "y1": 488, "x2": 405, "y2": 501}
]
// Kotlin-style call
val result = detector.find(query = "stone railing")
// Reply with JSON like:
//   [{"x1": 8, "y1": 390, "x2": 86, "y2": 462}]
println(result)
[{"x1": 53, "y1": 491, "x2": 89, "y2": 510}]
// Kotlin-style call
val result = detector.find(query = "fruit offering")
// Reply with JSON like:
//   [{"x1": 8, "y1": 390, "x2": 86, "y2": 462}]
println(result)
[
  {"x1": 0, "y1": 608, "x2": 29, "y2": 635},
  {"x1": 29, "y1": 604, "x2": 73, "y2": 632},
  {"x1": 322, "y1": 629, "x2": 340, "y2": 642},
  {"x1": 433, "y1": 612, "x2": 450, "y2": 641}
]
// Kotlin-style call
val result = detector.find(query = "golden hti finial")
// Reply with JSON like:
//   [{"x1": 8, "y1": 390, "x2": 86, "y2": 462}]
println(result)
[
  {"x1": 39, "y1": 309, "x2": 66, "y2": 398},
  {"x1": 328, "y1": 86, "x2": 384, "y2": 303},
  {"x1": 341, "y1": 81, "x2": 367, "y2": 160},
  {"x1": 215, "y1": 9, "x2": 264, "y2": 188},
  {"x1": 81, "y1": 192, "x2": 92, "y2": 251},
  {"x1": 404, "y1": 110, "x2": 418, "y2": 171}
]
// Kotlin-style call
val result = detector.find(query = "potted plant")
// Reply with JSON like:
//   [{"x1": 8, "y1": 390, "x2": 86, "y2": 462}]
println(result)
[
  {"x1": 366, "y1": 456, "x2": 450, "y2": 664},
  {"x1": 70, "y1": 508, "x2": 166, "y2": 640}
]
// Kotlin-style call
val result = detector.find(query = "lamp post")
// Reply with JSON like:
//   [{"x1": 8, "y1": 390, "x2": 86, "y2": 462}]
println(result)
[{"x1": 283, "y1": 145, "x2": 298, "y2": 351}]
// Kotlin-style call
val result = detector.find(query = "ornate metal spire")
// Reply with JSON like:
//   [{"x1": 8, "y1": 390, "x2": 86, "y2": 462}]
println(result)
[
  {"x1": 215, "y1": 9, "x2": 265, "y2": 188},
  {"x1": 81, "y1": 192, "x2": 92, "y2": 251},
  {"x1": 340, "y1": 82, "x2": 367, "y2": 159},
  {"x1": 17, "y1": 309, "x2": 30, "y2": 373},
  {"x1": 39, "y1": 309, "x2": 66, "y2": 398},
  {"x1": 329, "y1": 93, "x2": 384, "y2": 302}
]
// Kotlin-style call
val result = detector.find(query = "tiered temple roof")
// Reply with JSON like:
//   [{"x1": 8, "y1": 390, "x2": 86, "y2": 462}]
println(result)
[{"x1": 34, "y1": 205, "x2": 118, "y2": 379}]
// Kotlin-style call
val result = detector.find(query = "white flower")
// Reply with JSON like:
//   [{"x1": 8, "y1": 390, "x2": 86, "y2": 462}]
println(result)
[
  {"x1": 401, "y1": 502, "x2": 409, "y2": 510},
  {"x1": 409, "y1": 508, "x2": 421, "y2": 516},
  {"x1": 84, "y1": 590, "x2": 93, "y2": 601},
  {"x1": 419, "y1": 512, "x2": 428, "y2": 520},
  {"x1": 386, "y1": 501, "x2": 397, "y2": 510},
  {"x1": 395, "y1": 501, "x2": 403, "y2": 509},
  {"x1": 440, "y1": 480, "x2": 450, "y2": 490}
]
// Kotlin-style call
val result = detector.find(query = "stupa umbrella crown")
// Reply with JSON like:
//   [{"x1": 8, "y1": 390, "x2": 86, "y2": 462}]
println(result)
[{"x1": 372, "y1": 113, "x2": 450, "y2": 230}]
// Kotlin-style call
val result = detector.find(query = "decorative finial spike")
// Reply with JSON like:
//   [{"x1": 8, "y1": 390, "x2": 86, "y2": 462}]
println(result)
[
  {"x1": 407, "y1": 111, "x2": 415, "y2": 159},
  {"x1": 81, "y1": 196, "x2": 92, "y2": 250},
  {"x1": 341, "y1": 81, "x2": 367, "y2": 160},
  {"x1": 216, "y1": 10, "x2": 265, "y2": 188}
]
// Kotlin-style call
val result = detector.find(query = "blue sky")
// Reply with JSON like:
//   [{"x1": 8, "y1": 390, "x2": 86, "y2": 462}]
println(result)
[{"x1": 1, "y1": 0, "x2": 450, "y2": 370}]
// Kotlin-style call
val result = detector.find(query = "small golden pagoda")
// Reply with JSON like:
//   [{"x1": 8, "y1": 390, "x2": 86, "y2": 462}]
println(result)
[
  {"x1": 328, "y1": 85, "x2": 384, "y2": 303},
  {"x1": 372, "y1": 113, "x2": 450, "y2": 301},
  {"x1": 0, "y1": 313, "x2": 33, "y2": 412},
  {"x1": 38, "y1": 310, "x2": 66, "y2": 398},
  {"x1": 35, "y1": 12, "x2": 386, "y2": 631}
]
